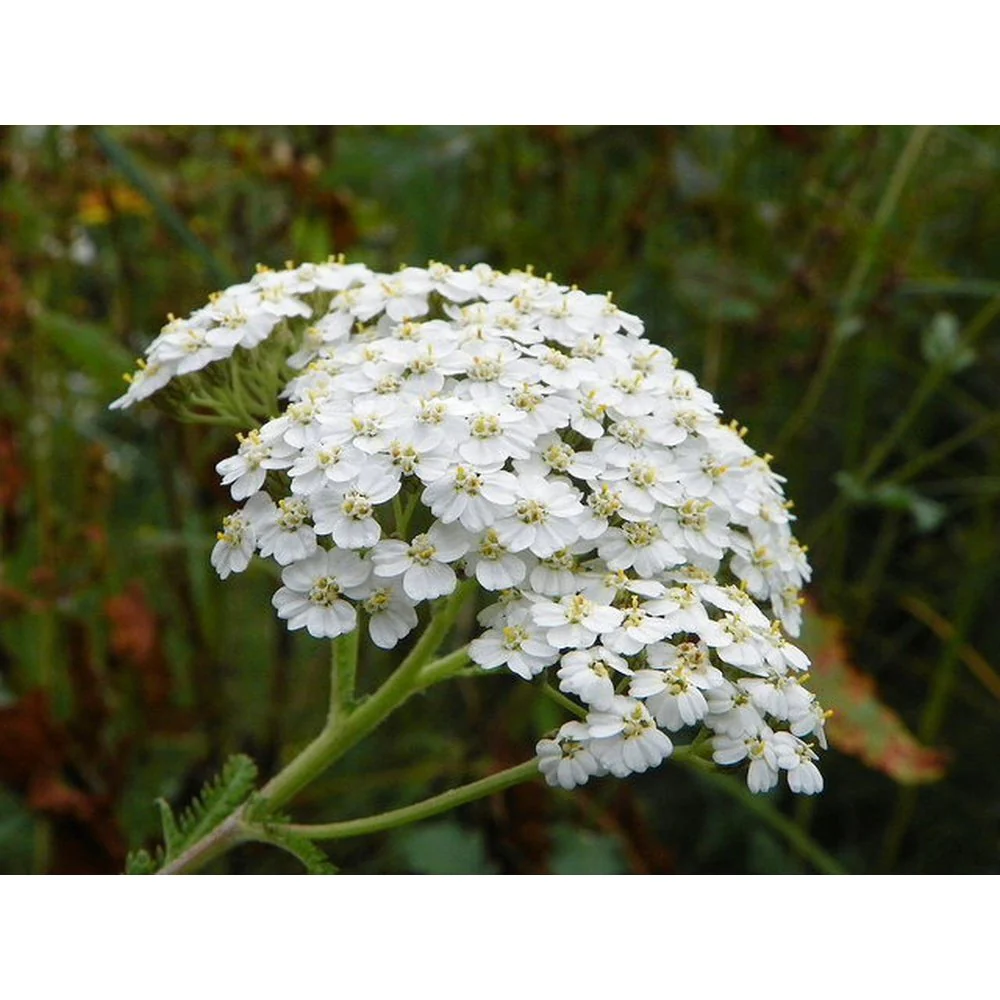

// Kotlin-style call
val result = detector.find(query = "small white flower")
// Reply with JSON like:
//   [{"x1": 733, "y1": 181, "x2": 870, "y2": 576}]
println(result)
[
  {"x1": 704, "y1": 681, "x2": 766, "y2": 739},
  {"x1": 311, "y1": 468, "x2": 399, "y2": 549},
  {"x1": 217, "y1": 429, "x2": 295, "y2": 501},
  {"x1": 372, "y1": 522, "x2": 470, "y2": 601},
  {"x1": 598, "y1": 520, "x2": 683, "y2": 577},
  {"x1": 245, "y1": 493, "x2": 317, "y2": 565},
  {"x1": 272, "y1": 549, "x2": 371, "y2": 639},
  {"x1": 773, "y1": 733, "x2": 824, "y2": 794},
  {"x1": 109, "y1": 358, "x2": 176, "y2": 409},
  {"x1": 631, "y1": 667, "x2": 710, "y2": 732},
  {"x1": 288, "y1": 440, "x2": 367, "y2": 495},
  {"x1": 469, "y1": 617, "x2": 559, "y2": 680},
  {"x1": 353, "y1": 267, "x2": 432, "y2": 322},
  {"x1": 204, "y1": 292, "x2": 281, "y2": 349},
  {"x1": 360, "y1": 584, "x2": 419, "y2": 649},
  {"x1": 790, "y1": 699, "x2": 830, "y2": 750},
  {"x1": 712, "y1": 727, "x2": 796, "y2": 793},
  {"x1": 702, "y1": 612, "x2": 767, "y2": 671},
  {"x1": 463, "y1": 528, "x2": 529, "y2": 591},
  {"x1": 587, "y1": 696, "x2": 673, "y2": 777},
  {"x1": 211, "y1": 510, "x2": 256, "y2": 579},
  {"x1": 320, "y1": 398, "x2": 403, "y2": 455},
  {"x1": 529, "y1": 546, "x2": 589, "y2": 597},
  {"x1": 495, "y1": 475, "x2": 586, "y2": 558},
  {"x1": 557, "y1": 646, "x2": 631, "y2": 711},
  {"x1": 531, "y1": 593, "x2": 625, "y2": 649},
  {"x1": 421, "y1": 463, "x2": 517, "y2": 531},
  {"x1": 600, "y1": 597, "x2": 672, "y2": 656},
  {"x1": 739, "y1": 671, "x2": 815, "y2": 722},
  {"x1": 537, "y1": 721, "x2": 604, "y2": 789}
]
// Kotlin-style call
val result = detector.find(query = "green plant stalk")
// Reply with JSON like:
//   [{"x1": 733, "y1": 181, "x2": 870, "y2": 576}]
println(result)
[
  {"x1": 332, "y1": 625, "x2": 360, "y2": 720},
  {"x1": 857, "y1": 293, "x2": 1000, "y2": 486},
  {"x1": 397, "y1": 493, "x2": 421, "y2": 538},
  {"x1": 159, "y1": 581, "x2": 478, "y2": 873},
  {"x1": 415, "y1": 644, "x2": 471, "y2": 689},
  {"x1": 880, "y1": 516, "x2": 994, "y2": 871},
  {"x1": 255, "y1": 579, "x2": 478, "y2": 814},
  {"x1": 279, "y1": 760, "x2": 540, "y2": 841},
  {"x1": 541, "y1": 682, "x2": 587, "y2": 720},
  {"x1": 680, "y1": 760, "x2": 846, "y2": 875},
  {"x1": 889, "y1": 409, "x2": 1000, "y2": 485},
  {"x1": 807, "y1": 291, "x2": 1000, "y2": 546},
  {"x1": 157, "y1": 813, "x2": 253, "y2": 876},
  {"x1": 91, "y1": 127, "x2": 235, "y2": 288},
  {"x1": 392, "y1": 494, "x2": 406, "y2": 535},
  {"x1": 775, "y1": 126, "x2": 933, "y2": 454}
]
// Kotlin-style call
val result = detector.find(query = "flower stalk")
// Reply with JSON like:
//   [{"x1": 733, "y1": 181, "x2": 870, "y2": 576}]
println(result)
[
  {"x1": 254, "y1": 580, "x2": 476, "y2": 815},
  {"x1": 279, "y1": 760, "x2": 539, "y2": 842}
]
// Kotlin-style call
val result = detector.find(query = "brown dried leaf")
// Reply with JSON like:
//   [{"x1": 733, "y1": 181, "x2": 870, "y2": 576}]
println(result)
[
  {"x1": 105, "y1": 580, "x2": 170, "y2": 708},
  {"x1": 0, "y1": 689, "x2": 63, "y2": 787},
  {"x1": 801, "y1": 603, "x2": 948, "y2": 785}
]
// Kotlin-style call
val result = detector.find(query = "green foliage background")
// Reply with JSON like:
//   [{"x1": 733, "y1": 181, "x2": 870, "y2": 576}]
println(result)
[{"x1": 0, "y1": 125, "x2": 997, "y2": 874}]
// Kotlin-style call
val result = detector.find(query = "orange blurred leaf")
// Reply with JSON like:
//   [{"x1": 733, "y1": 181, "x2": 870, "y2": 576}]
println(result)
[
  {"x1": 105, "y1": 581, "x2": 170, "y2": 708},
  {"x1": 800, "y1": 603, "x2": 948, "y2": 784}
]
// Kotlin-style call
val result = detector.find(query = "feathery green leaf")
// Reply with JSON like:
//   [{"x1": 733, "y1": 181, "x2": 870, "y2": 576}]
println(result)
[
  {"x1": 254, "y1": 811, "x2": 339, "y2": 875},
  {"x1": 172, "y1": 755, "x2": 259, "y2": 857},
  {"x1": 125, "y1": 849, "x2": 160, "y2": 875},
  {"x1": 156, "y1": 799, "x2": 182, "y2": 857}
]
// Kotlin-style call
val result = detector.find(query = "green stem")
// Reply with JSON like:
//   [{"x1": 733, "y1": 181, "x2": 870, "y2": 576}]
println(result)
[
  {"x1": 889, "y1": 409, "x2": 1000, "y2": 485},
  {"x1": 156, "y1": 813, "x2": 252, "y2": 876},
  {"x1": 415, "y1": 644, "x2": 471, "y2": 689},
  {"x1": 807, "y1": 292, "x2": 1000, "y2": 545},
  {"x1": 91, "y1": 127, "x2": 235, "y2": 288},
  {"x1": 279, "y1": 760, "x2": 539, "y2": 841},
  {"x1": 857, "y1": 293, "x2": 1000, "y2": 486},
  {"x1": 678, "y1": 760, "x2": 847, "y2": 874},
  {"x1": 332, "y1": 626, "x2": 360, "y2": 719},
  {"x1": 775, "y1": 126, "x2": 933, "y2": 454},
  {"x1": 541, "y1": 682, "x2": 587, "y2": 720},
  {"x1": 255, "y1": 579, "x2": 477, "y2": 813},
  {"x1": 397, "y1": 492, "x2": 420, "y2": 538},
  {"x1": 392, "y1": 494, "x2": 405, "y2": 534}
]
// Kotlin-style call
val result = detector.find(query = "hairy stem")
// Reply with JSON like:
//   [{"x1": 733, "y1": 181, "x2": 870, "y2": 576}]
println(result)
[
  {"x1": 332, "y1": 626, "x2": 360, "y2": 721},
  {"x1": 415, "y1": 644, "x2": 471, "y2": 689},
  {"x1": 156, "y1": 813, "x2": 251, "y2": 875},
  {"x1": 255, "y1": 579, "x2": 477, "y2": 814}
]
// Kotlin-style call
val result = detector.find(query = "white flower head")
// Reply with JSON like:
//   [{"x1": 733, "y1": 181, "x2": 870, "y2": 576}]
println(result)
[{"x1": 113, "y1": 258, "x2": 819, "y2": 796}]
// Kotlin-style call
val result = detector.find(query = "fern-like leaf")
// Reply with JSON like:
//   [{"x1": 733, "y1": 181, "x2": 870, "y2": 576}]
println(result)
[
  {"x1": 156, "y1": 799, "x2": 182, "y2": 856},
  {"x1": 128, "y1": 754, "x2": 260, "y2": 872},
  {"x1": 262, "y1": 829, "x2": 339, "y2": 875},
  {"x1": 125, "y1": 849, "x2": 160, "y2": 875},
  {"x1": 256, "y1": 812, "x2": 338, "y2": 874},
  {"x1": 171, "y1": 754, "x2": 259, "y2": 857}
]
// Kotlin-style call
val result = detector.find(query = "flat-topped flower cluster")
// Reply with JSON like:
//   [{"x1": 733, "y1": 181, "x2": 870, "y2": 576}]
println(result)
[{"x1": 113, "y1": 259, "x2": 825, "y2": 796}]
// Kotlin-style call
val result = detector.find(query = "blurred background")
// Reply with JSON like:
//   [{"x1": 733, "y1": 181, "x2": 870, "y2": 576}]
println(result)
[{"x1": 0, "y1": 125, "x2": 997, "y2": 874}]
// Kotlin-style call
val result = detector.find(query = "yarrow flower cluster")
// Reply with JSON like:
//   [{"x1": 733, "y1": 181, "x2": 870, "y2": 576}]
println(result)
[{"x1": 113, "y1": 258, "x2": 825, "y2": 796}]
